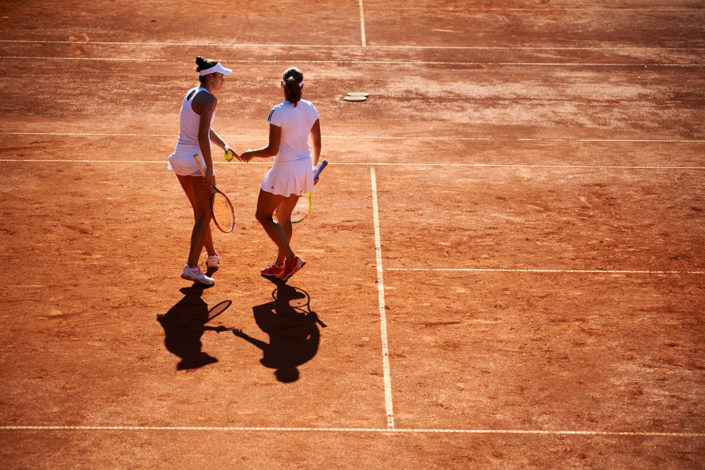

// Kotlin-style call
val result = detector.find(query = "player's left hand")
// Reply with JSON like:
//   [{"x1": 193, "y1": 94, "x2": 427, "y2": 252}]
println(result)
[{"x1": 225, "y1": 146, "x2": 241, "y2": 161}]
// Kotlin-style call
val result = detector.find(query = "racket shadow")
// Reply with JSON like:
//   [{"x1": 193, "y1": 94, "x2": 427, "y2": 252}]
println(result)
[
  {"x1": 232, "y1": 284, "x2": 325, "y2": 383},
  {"x1": 156, "y1": 285, "x2": 228, "y2": 370}
]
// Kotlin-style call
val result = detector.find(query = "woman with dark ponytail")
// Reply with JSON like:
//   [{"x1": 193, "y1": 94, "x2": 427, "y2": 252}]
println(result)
[
  {"x1": 282, "y1": 69, "x2": 303, "y2": 106},
  {"x1": 240, "y1": 67, "x2": 322, "y2": 282},
  {"x1": 168, "y1": 56, "x2": 238, "y2": 286}
]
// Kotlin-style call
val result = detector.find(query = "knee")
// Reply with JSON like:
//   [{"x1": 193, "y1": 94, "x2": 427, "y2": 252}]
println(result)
[
  {"x1": 255, "y1": 210, "x2": 271, "y2": 225},
  {"x1": 194, "y1": 212, "x2": 211, "y2": 226}
]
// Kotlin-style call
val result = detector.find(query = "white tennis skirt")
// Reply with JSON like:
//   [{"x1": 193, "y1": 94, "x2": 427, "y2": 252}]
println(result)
[
  {"x1": 168, "y1": 150, "x2": 207, "y2": 177},
  {"x1": 261, "y1": 159, "x2": 314, "y2": 197}
]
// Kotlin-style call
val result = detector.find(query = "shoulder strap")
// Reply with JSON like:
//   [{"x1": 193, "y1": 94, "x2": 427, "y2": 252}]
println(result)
[{"x1": 186, "y1": 87, "x2": 209, "y2": 101}]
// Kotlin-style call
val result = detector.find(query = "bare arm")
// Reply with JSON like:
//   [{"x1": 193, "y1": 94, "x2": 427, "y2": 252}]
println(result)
[
  {"x1": 194, "y1": 92, "x2": 217, "y2": 183},
  {"x1": 240, "y1": 124, "x2": 281, "y2": 162},
  {"x1": 309, "y1": 119, "x2": 321, "y2": 168},
  {"x1": 209, "y1": 129, "x2": 239, "y2": 160}
]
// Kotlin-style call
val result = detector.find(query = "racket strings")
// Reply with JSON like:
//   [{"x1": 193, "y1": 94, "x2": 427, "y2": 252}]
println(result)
[
  {"x1": 211, "y1": 192, "x2": 235, "y2": 232},
  {"x1": 290, "y1": 193, "x2": 311, "y2": 223}
]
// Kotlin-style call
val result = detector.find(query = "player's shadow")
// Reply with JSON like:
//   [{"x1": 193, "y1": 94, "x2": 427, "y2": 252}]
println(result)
[
  {"x1": 157, "y1": 284, "x2": 220, "y2": 370},
  {"x1": 233, "y1": 282, "x2": 325, "y2": 383}
]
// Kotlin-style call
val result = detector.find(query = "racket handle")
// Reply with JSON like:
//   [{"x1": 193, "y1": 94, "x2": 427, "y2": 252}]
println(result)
[
  {"x1": 192, "y1": 154, "x2": 206, "y2": 177},
  {"x1": 314, "y1": 160, "x2": 328, "y2": 179}
]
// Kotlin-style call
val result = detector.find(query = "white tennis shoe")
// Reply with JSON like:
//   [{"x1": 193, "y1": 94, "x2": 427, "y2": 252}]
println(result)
[
  {"x1": 181, "y1": 265, "x2": 215, "y2": 285},
  {"x1": 205, "y1": 253, "x2": 220, "y2": 268}
]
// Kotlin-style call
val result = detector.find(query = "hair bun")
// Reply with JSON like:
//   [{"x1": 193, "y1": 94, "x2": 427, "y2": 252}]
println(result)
[{"x1": 195, "y1": 56, "x2": 206, "y2": 66}]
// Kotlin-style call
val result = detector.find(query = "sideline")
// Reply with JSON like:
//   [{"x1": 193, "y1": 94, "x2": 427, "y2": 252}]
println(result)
[
  {"x1": 359, "y1": 0, "x2": 366, "y2": 47},
  {"x1": 370, "y1": 167, "x2": 394, "y2": 429}
]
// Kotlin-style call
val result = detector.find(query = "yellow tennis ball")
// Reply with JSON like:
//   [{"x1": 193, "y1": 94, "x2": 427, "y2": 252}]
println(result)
[{"x1": 224, "y1": 149, "x2": 233, "y2": 161}]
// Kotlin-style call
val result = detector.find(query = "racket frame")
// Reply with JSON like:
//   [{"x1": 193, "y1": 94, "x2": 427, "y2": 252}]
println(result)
[
  {"x1": 290, "y1": 192, "x2": 312, "y2": 224},
  {"x1": 192, "y1": 154, "x2": 236, "y2": 233},
  {"x1": 290, "y1": 160, "x2": 328, "y2": 224}
]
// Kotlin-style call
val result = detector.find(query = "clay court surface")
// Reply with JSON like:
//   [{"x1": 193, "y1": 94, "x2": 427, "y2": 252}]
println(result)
[{"x1": 1, "y1": 0, "x2": 704, "y2": 468}]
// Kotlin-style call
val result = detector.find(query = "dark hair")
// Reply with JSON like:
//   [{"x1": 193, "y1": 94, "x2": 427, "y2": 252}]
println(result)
[
  {"x1": 195, "y1": 56, "x2": 219, "y2": 85},
  {"x1": 282, "y1": 67, "x2": 304, "y2": 107}
]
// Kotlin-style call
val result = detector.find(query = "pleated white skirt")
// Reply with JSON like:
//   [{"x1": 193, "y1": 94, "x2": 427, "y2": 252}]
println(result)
[{"x1": 260, "y1": 159, "x2": 314, "y2": 197}]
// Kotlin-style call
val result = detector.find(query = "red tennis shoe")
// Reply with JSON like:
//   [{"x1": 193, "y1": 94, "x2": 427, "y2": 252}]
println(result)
[
  {"x1": 280, "y1": 256, "x2": 306, "y2": 282},
  {"x1": 261, "y1": 262, "x2": 285, "y2": 278}
]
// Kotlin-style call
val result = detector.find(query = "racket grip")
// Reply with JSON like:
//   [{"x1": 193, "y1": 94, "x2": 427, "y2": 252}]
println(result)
[
  {"x1": 314, "y1": 160, "x2": 328, "y2": 179},
  {"x1": 192, "y1": 154, "x2": 206, "y2": 177}
]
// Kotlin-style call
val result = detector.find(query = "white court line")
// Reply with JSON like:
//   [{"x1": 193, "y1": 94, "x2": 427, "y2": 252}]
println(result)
[
  {"x1": 0, "y1": 56, "x2": 167, "y2": 62},
  {"x1": 200, "y1": 59, "x2": 705, "y2": 68},
  {"x1": 370, "y1": 167, "x2": 394, "y2": 429},
  {"x1": 358, "y1": 0, "x2": 367, "y2": 47},
  {"x1": 388, "y1": 268, "x2": 705, "y2": 275},
  {"x1": 1, "y1": 56, "x2": 702, "y2": 67},
  {"x1": 2, "y1": 160, "x2": 705, "y2": 171},
  {"x1": 1, "y1": 40, "x2": 703, "y2": 51},
  {"x1": 1, "y1": 425, "x2": 703, "y2": 437},
  {"x1": 2, "y1": 132, "x2": 704, "y2": 144}
]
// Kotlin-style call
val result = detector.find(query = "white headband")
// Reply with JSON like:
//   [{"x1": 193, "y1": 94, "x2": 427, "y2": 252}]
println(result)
[
  {"x1": 199, "y1": 63, "x2": 232, "y2": 76},
  {"x1": 282, "y1": 79, "x2": 304, "y2": 88}
]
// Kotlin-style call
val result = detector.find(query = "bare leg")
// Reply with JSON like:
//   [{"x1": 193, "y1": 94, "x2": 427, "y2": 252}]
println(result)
[
  {"x1": 274, "y1": 195, "x2": 300, "y2": 265},
  {"x1": 255, "y1": 189, "x2": 297, "y2": 263},
  {"x1": 177, "y1": 174, "x2": 216, "y2": 257},
  {"x1": 177, "y1": 174, "x2": 213, "y2": 266}
]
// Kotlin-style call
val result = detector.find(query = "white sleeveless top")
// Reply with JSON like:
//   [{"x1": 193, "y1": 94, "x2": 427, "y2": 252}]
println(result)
[{"x1": 167, "y1": 87, "x2": 215, "y2": 176}]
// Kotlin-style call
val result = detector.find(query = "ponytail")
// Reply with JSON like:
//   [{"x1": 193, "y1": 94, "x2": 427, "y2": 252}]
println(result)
[{"x1": 282, "y1": 67, "x2": 304, "y2": 107}]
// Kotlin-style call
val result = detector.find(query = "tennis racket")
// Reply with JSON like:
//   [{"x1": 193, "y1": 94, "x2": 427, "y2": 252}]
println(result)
[
  {"x1": 289, "y1": 160, "x2": 328, "y2": 224},
  {"x1": 192, "y1": 154, "x2": 235, "y2": 233}
]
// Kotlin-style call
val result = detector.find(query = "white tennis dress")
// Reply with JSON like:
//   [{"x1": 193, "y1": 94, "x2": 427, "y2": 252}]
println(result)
[
  {"x1": 261, "y1": 99, "x2": 319, "y2": 196},
  {"x1": 168, "y1": 87, "x2": 215, "y2": 176}
]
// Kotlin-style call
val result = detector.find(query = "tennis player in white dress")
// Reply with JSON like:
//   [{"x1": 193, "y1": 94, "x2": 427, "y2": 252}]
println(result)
[
  {"x1": 168, "y1": 56, "x2": 238, "y2": 285},
  {"x1": 240, "y1": 67, "x2": 322, "y2": 282}
]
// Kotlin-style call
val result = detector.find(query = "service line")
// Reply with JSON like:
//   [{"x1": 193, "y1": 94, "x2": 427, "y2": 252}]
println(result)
[
  {"x1": 1, "y1": 56, "x2": 703, "y2": 68},
  {"x1": 1, "y1": 40, "x2": 704, "y2": 52},
  {"x1": 1, "y1": 159, "x2": 705, "y2": 171},
  {"x1": 0, "y1": 56, "x2": 167, "y2": 62},
  {"x1": 1, "y1": 425, "x2": 703, "y2": 437},
  {"x1": 371, "y1": 167, "x2": 394, "y2": 429},
  {"x1": 2, "y1": 132, "x2": 705, "y2": 144},
  {"x1": 387, "y1": 268, "x2": 705, "y2": 275}
]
